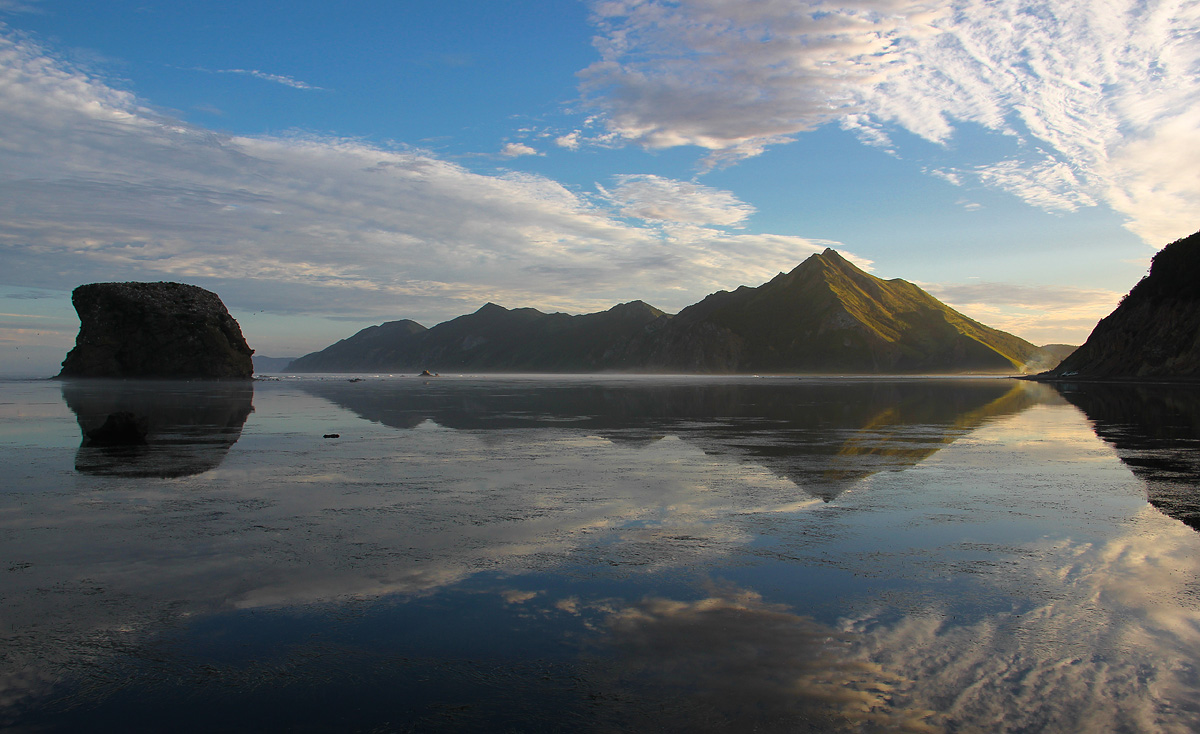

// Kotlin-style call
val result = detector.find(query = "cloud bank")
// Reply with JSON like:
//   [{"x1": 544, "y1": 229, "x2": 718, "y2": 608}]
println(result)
[
  {"x1": 581, "y1": 0, "x2": 1200, "y2": 243},
  {"x1": 0, "y1": 31, "x2": 839, "y2": 329}
]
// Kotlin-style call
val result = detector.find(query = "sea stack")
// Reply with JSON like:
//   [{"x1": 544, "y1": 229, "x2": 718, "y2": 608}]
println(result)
[
  {"x1": 58, "y1": 282, "x2": 254, "y2": 379},
  {"x1": 1041, "y1": 230, "x2": 1200, "y2": 381}
]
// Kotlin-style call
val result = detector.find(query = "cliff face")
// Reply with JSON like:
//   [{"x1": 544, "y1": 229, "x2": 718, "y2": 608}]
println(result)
[
  {"x1": 1045, "y1": 231, "x2": 1200, "y2": 381},
  {"x1": 58, "y1": 282, "x2": 254, "y2": 379}
]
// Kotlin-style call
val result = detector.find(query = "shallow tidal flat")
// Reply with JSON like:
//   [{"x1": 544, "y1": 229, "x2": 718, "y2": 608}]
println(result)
[{"x1": 2, "y1": 375, "x2": 1200, "y2": 732}]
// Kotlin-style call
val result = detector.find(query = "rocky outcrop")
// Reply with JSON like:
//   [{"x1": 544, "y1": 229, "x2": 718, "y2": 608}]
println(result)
[
  {"x1": 58, "y1": 282, "x2": 254, "y2": 379},
  {"x1": 1041, "y1": 230, "x2": 1200, "y2": 381}
]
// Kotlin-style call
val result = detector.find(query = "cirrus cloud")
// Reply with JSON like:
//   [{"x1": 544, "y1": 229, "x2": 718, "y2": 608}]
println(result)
[
  {"x1": 580, "y1": 0, "x2": 1200, "y2": 244},
  {"x1": 213, "y1": 68, "x2": 323, "y2": 90}
]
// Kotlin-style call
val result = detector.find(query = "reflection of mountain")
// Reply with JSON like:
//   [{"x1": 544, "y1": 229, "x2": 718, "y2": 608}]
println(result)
[
  {"x1": 297, "y1": 378, "x2": 1044, "y2": 500},
  {"x1": 62, "y1": 380, "x2": 254, "y2": 477},
  {"x1": 1055, "y1": 382, "x2": 1200, "y2": 529},
  {"x1": 812, "y1": 382, "x2": 1050, "y2": 496}
]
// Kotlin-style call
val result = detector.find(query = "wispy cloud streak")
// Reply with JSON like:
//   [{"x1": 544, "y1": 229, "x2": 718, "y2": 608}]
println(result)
[
  {"x1": 214, "y1": 67, "x2": 322, "y2": 90},
  {"x1": 581, "y1": 0, "x2": 1200, "y2": 243}
]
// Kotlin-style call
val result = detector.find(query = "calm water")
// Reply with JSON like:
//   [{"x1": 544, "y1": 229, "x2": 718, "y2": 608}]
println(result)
[{"x1": 2, "y1": 375, "x2": 1200, "y2": 732}]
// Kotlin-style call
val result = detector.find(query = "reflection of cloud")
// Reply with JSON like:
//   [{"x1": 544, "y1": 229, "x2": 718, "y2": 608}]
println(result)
[
  {"x1": 0, "y1": 385, "x2": 831, "y2": 711},
  {"x1": 594, "y1": 586, "x2": 941, "y2": 732},
  {"x1": 7, "y1": 378, "x2": 1192, "y2": 728},
  {"x1": 502, "y1": 589, "x2": 541, "y2": 604},
  {"x1": 848, "y1": 508, "x2": 1200, "y2": 732},
  {"x1": 581, "y1": 0, "x2": 1200, "y2": 243}
]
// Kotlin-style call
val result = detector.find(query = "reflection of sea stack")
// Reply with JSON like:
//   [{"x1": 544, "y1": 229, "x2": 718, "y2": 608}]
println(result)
[
  {"x1": 58, "y1": 282, "x2": 254, "y2": 379},
  {"x1": 63, "y1": 380, "x2": 254, "y2": 477},
  {"x1": 84, "y1": 411, "x2": 149, "y2": 446}
]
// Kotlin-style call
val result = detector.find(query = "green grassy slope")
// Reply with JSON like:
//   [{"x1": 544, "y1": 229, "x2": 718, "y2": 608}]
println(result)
[{"x1": 648, "y1": 249, "x2": 1043, "y2": 373}]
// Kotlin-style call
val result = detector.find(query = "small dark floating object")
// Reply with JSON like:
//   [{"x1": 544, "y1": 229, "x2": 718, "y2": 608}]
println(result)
[
  {"x1": 347, "y1": 378, "x2": 364, "y2": 382},
  {"x1": 85, "y1": 412, "x2": 148, "y2": 446},
  {"x1": 323, "y1": 433, "x2": 340, "y2": 439}
]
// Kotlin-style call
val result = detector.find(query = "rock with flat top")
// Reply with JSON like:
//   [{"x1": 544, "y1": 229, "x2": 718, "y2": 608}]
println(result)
[{"x1": 58, "y1": 282, "x2": 254, "y2": 379}]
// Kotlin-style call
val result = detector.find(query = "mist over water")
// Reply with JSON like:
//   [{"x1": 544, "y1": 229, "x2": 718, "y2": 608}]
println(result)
[{"x1": 2, "y1": 375, "x2": 1199, "y2": 732}]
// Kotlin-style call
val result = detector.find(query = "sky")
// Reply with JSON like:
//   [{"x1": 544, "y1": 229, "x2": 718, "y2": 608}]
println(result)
[{"x1": 1, "y1": 0, "x2": 1197, "y2": 375}]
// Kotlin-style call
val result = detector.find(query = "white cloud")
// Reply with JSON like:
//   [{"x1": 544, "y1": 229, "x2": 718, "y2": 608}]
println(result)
[
  {"x1": 580, "y1": 0, "x2": 1200, "y2": 243},
  {"x1": 580, "y1": 0, "x2": 943, "y2": 167},
  {"x1": 555, "y1": 131, "x2": 581, "y2": 149},
  {"x1": 499, "y1": 141, "x2": 540, "y2": 157},
  {"x1": 0, "y1": 31, "x2": 853, "y2": 336},
  {"x1": 601, "y1": 174, "x2": 756, "y2": 225},
  {"x1": 214, "y1": 68, "x2": 322, "y2": 90}
]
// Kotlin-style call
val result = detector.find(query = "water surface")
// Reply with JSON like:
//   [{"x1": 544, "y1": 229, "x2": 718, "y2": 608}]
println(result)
[{"x1": 2, "y1": 375, "x2": 1199, "y2": 732}]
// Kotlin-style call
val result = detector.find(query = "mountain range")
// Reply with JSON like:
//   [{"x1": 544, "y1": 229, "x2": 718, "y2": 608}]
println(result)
[{"x1": 289, "y1": 249, "x2": 1057, "y2": 374}]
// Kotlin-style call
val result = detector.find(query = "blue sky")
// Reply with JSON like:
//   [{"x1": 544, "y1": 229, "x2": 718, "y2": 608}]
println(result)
[{"x1": 2, "y1": 0, "x2": 1197, "y2": 374}]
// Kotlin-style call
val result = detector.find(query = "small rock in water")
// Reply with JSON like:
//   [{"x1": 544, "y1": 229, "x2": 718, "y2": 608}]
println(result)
[{"x1": 323, "y1": 433, "x2": 340, "y2": 439}]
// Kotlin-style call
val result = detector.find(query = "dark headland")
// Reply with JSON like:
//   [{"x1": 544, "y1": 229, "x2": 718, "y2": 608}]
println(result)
[
  {"x1": 1031, "y1": 229, "x2": 1200, "y2": 383},
  {"x1": 290, "y1": 248, "x2": 1059, "y2": 375},
  {"x1": 57, "y1": 282, "x2": 254, "y2": 379}
]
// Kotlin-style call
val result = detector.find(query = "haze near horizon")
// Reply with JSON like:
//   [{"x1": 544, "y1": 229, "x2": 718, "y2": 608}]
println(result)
[{"x1": 2, "y1": 0, "x2": 1197, "y2": 375}]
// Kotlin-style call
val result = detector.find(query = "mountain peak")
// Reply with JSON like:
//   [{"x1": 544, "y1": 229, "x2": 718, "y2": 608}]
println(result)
[
  {"x1": 607, "y1": 300, "x2": 667, "y2": 319},
  {"x1": 785, "y1": 247, "x2": 865, "y2": 284},
  {"x1": 291, "y1": 248, "x2": 1045, "y2": 375}
]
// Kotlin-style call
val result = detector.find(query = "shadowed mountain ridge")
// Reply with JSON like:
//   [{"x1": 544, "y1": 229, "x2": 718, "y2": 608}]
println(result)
[
  {"x1": 1040, "y1": 230, "x2": 1200, "y2": 381},
  {"x1": 290, "y1": 249, "x2": 1050, "y2": 374}
]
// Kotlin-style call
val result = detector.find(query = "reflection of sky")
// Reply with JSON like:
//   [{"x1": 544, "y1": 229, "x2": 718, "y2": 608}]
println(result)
[
  {"x1": 844, "y1": 509, "x2": 1200, "y2": 732},
  {"x1": 571, "y1": 585, "x2": 942, "y2": 732},
  {"x1": 2, "y1": 378, "x2": 1200, "y2": 730}
]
